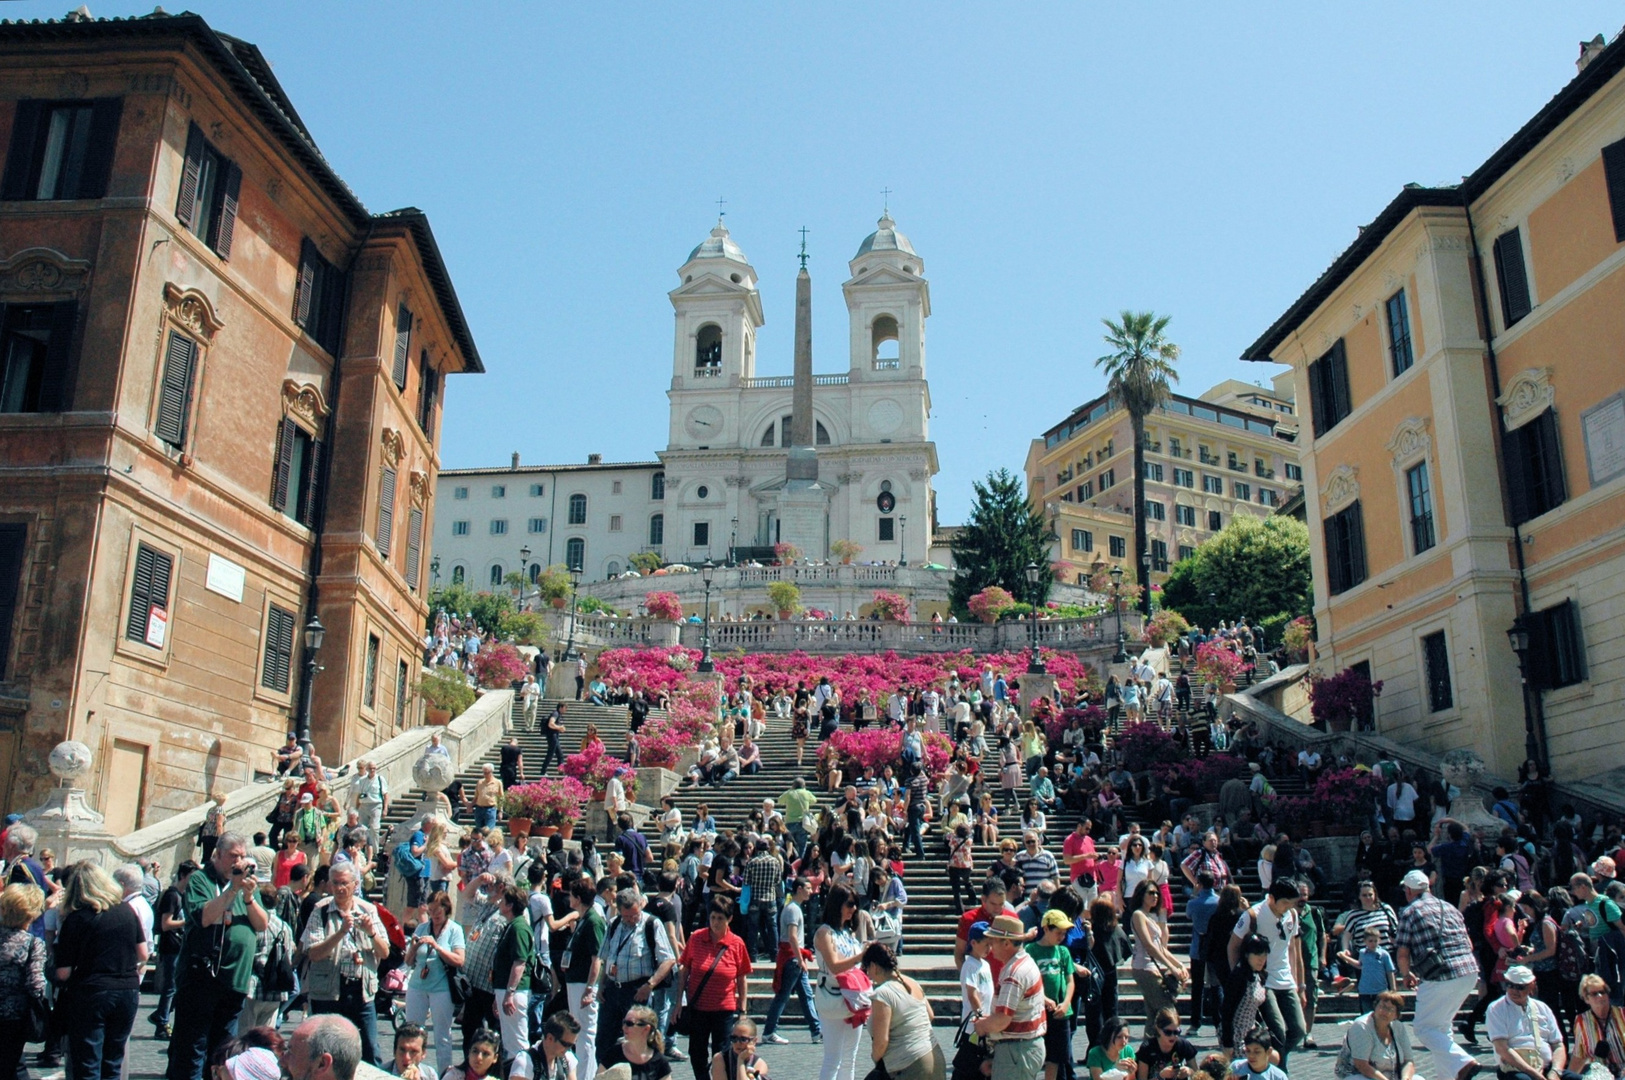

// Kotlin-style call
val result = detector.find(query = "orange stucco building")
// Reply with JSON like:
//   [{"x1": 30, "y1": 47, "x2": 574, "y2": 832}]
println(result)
[
  {"x1": 0, "y1": 12, "x2": 481, "y2": 829},
  {"x1": 1244, "y1": 35, "x2": 1625, "y2": 782}
]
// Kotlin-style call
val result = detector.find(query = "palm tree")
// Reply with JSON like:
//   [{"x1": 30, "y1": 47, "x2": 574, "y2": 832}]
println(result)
[{"x1": 1096, "y1": 311, "x2": 1180, "y2": 617}]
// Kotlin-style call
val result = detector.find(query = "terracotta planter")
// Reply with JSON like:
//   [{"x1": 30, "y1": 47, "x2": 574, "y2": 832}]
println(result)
[
  {"x1": 551, "y1": 597, "x2": 567, "y2": 609},
  {"x1": 777, "y1": 611, "x2": 792, "y2": 620},
  {"x1": 591, "y1": 790, "x2": 606, "y2": 802},
  {"x1": 1325, "y1": 712, "x2": 1353, "y2": 733},
  {"x1": 426, "y1": 706, "x2": 452, "y2": 726},
  {"x1": 507, "y1": 817, "x2": 532, "y2": 842},
  {"x1": 559, "y1": 822, "x2": 575, "y2": 840}
]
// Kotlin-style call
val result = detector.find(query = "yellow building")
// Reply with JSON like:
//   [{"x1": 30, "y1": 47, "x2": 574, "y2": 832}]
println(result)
[
  {"x1": 1025, "y1": 383, "x2": 1302, "y2": 587},
  {"x1": 1242, "y1": 35, "x2": 1625, "y2": 781}
]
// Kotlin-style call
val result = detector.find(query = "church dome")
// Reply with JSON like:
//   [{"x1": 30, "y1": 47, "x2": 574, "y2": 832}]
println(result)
[
  {"x1": 687, "y1": 221, "x2": 750, "y2": 264},
  {"x1": 855, "y1": 213, "x2": 916, "y2": 258}
]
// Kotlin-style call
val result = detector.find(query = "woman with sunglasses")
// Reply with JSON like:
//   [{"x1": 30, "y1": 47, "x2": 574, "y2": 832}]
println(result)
[
  {"x1": 1129, "y1": 881, "x2": 1188, "y2": 1033},
  {"x1": 813, "y1": 883, "x2": 868, "y2": 1080},
  {"x1": 601, "y1": 1003, "x2": 672, "y2": 1080},
  {"x1": 709, "y1": 1017, "x2": 769, "y2": 1080},
  {"x1": 674, "y1": 898, "x2": 752, "y2": 1080}
]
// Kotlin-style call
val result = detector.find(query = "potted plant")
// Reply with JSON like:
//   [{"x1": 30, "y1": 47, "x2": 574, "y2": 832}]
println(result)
[
  {"x1": 1192, "y1": 641, "x2": 1249, "y2": 694},
  {"x1": 503, "y1": 777, "x2": 588, "y2": 839},
  {"x1": 773, "y1": 541, "x2": 802, "y2": 565},
  {"x1": 967, "y1": 586, "x2": 1017, "y2": 624},
  {"x1": 417, "y1": 668, "x2": 474, "y2": 724},
  {"x1": 1143, "y1": 609, "x2": 1191, "y2": 649},
  {"x1": 1282, "y1": 616, "x2": 1315, "y2": 662},
  {"x1": 561, "y1": 742, "x2": 640, "y2": 802},
  {"x1": 643, "y1": 591, "x2": 684, "y2": 621},
  {"x1": 766, "y1": 581, "x2": 802, "y2": 619},
  {"x1": 1309, "y1": 666, "x2": 1383, "y2": 733},
  {"x1": 869, "y1": 590, "x2": 909, "y2": 621},
  {"x1": 473, "y1": 642, "x2": 529, "y2": 689},
  {"x1": 831, "y1": 539, "x2": 863, "y2": 565},
  {"x1": 536, "y1": 564, "x2": 574, "y2": 608},
  {"x1": 628, "y1": 551, "x2": 663, "y2": 574}
]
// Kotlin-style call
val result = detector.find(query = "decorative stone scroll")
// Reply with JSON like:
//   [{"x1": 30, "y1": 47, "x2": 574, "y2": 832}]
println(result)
[
  {"x1": 908, "y1": 468, "x2": 927, "y2": 481},
  {"x1": 0, "y1": 247, "x2": 91, "y2": 295},
  {"x1": 163, "y1": 283, "x2": 225, "y2": 341},
  {"x1": 1498, "y1": 368, "x2": 1555, "y2": 431},
  {"x1": 1320, "y1": 464, "x2": 1360, "y2": 514},
  {"x1": 282, "y1": 380, "x2": 329, "y2": 431},
  {"x1": 380, "y1": 427, "x2": 405, "y2": 469},
  {"x1": 408, "y1": 470, "x2": 430, "y2": 506},
  {"x1": 1386, "y1": 417, "x2": 1431, "y2": 465}
]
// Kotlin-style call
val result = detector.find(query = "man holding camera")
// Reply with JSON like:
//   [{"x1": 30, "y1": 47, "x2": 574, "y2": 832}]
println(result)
[{"x1": 166, "y1": 832, "x2": 268, "y2": 1080}]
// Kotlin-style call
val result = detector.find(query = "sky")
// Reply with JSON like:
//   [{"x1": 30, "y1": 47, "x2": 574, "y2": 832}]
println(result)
[{"x1": 22, "y1": 2, "x2": 1624, "y2": 521}]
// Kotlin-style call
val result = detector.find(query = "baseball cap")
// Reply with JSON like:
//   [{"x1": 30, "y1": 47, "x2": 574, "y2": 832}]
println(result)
[
  {"x1": 299, "y1": 793, "x2": 314, "y2": 804},
  {"x1": 1401, "y1": 869, "x2": 1432, "y2": 891},
  {"x1": 967, "y1": 920, "x2": 991, "y2": 943},
  {"x1": 1041, "y1": 909, "x2": 1072, "y2": 931}
]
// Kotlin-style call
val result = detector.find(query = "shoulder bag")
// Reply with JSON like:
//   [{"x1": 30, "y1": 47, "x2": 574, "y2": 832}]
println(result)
[
  {"x1": 23, "y1": 935, "x2": 48, "y2": 1043},
  {"x1": 679, "y1": 933, "x2": 731, "y2": 1036}
]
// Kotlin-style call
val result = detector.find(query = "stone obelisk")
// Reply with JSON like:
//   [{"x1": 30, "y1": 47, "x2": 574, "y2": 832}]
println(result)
[{"x1": 779, "y1": 245, "x2": 829, "y2": 556}]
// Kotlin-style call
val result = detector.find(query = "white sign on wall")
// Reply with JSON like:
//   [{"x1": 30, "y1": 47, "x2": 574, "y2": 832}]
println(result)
[
  {"x1": 144, "y1": 605, "x2": 168, "y2": 648},
  {"x1": 205, "y1": 553, "x2": 246, "y2": 602}
]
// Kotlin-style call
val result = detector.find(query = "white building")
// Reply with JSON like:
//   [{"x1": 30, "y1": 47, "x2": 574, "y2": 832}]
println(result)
[
  {"x1": 432, "y1": 213, "x2": 940, "y2": 586},
  {"x1": 433, "y1": 453, "x2": 662, "y2": 587}
]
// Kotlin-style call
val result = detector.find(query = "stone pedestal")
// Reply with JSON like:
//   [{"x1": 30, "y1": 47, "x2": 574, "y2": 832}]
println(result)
[
  {"x1": 636, "y1": 767, "x2": 681, "y2": 802},
  {"x1": 24, "y1": 786, "x2": 117, "y2": 868},
  {"x1": 779, "y1": 475, "x2": 831, "y2": 562},
  {"x1": 1022, "y1": 672, "x2": 1058, "y2": 707},
  {"x1": 647, "y1": 622, "x2": 681, "y2": 648}
]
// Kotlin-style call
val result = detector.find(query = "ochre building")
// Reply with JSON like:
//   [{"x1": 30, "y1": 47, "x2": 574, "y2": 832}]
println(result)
[
  {"x1": 0, "y1": 12, "x2": 481, "y2": 828},
  {"x1": 1243, "y1": 35, "x2": 1625, "y2": 781}
]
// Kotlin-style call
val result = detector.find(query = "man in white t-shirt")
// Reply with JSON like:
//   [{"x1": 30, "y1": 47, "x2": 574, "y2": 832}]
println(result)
[
  {"x1": 762, "y1": 878, "x2": 822, "y2": 1045},
  {"x1": 1387, "y1": 774, "x2": 1419, "y2": 825},
  {"x1": 1229, "y1": 878, "x2": 1307, "y2": 1069}
]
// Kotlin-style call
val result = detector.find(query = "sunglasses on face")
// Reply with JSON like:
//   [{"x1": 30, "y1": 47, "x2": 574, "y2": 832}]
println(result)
[
  {"x1": 730, "y1": 1035, "x2": 755, "y2": 1044},
  {"x1": 1589, "y1": 990, "x2": 1610, "y2": 999},
  {"x1": 623, "y1": 1019, "x2": 649, "y2": 1028}
]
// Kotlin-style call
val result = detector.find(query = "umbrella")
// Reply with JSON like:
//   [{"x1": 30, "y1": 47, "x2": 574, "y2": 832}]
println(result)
[{"x1": 921, "y1": 562, "x2": 949, "y2": 570}]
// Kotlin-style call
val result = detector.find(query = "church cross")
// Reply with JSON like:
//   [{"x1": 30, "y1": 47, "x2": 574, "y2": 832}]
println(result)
[
  {"x1": 881, "y1": 187, "x2": 892, "y2": 214},
  {"x1": 798, "y1": 226, "x2": 810, "y2": 268},
  {"x1": 715, "y1": 196, "x2": 727, "y2": 220}
]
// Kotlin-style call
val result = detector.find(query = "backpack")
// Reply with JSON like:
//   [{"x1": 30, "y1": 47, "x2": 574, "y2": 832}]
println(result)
[
  {"x1": 256, "y1": 925, "x2": 299, "y2": 997},
  {"x1": 392, "y1": 839, "x2": 425, "y2": 879},
  {"x1": 1557, "y1": 922, "x2": 1593, "y2": 983}
]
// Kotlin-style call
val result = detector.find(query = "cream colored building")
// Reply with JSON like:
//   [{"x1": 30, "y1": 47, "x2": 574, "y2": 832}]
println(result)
[
  {"x1": 1025, "y1": 383, "x2": 1301, "y2": 586},
  {"x1": 1242, "y1": 34, "x2": 1625, "y2": 781}
]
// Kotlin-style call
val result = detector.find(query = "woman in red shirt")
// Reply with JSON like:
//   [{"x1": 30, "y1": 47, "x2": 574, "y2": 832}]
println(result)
[
  {"x1": 272, "y1": 832, "x2": 306, "y2": 889},
  {"x1": 674, "y1": 897, "x2": 752, "y2": 1080}
]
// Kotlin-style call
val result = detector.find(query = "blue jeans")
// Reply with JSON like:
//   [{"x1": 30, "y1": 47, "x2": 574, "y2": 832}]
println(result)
[
  {"x1": 313, "y1": 980, "x2": 381, "y2": 1066},
  {"x1": 66, "y1": 987, "x2": 139, "y2": 1080},
  {"x1": 652, "y1": 984, "x2": 676, "y2": 1046},
  {"x1": 165, "y1": 977, "x2": 244, "y2": 1080},
  {"x1": 788, "y1": 822, "x2": 808, "y2": 861},
  {"x1": 748, "y1": 901, "x2": 780, "y2": 958},
  {"x1": 152, "y1": 951, "x2": 180, "y2": 1026},
  {"x1": 473, "y1": 805, "x2": 497, "y2": 829},
  {"x1": 762, "y1": 957, "x2": 821, "y2": 1038},
  {"x1": 906, "y1": 811, "x2": 925, "y2": 857}
]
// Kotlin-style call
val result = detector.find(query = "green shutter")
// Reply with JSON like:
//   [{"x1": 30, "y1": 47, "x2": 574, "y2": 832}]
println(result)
[
  {"x1": 175, "y1": 123, "x2": 205, "y2": 227},
  {"x1": 154, "y1": 331, "x2": 197, "y2": 448},
  {"x1": 125, "y1": 542, "x2": 173, "y2": 645},
  {"x1": 377, "y1": 466, "x2": 396, "y2": 557}
]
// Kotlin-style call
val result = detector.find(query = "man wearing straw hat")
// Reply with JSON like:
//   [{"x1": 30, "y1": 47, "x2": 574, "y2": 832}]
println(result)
[{"x1": 973, "y1": 915, "x2": 1047, "y2": 1080}]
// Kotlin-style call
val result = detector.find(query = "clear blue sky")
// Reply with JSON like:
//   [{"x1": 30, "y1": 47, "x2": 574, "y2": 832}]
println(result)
[{"x1": 26, "y1": 2, "x2": 1624, "y2": 520}]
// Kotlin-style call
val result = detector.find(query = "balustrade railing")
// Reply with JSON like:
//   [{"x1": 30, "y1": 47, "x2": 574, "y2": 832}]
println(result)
[{"x1": 675, "y1": 616, "x2": 1121, "y2": 654}]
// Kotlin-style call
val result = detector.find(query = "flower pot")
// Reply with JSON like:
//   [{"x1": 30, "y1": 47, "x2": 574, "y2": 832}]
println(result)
[
  {"x1": 551, "y1": 597, "x2": 567, "y2": 609},
  {"x1": 508, "y1": 817, "x2": 533, "y2": 842},
  {"x1": 591, "y1": 790, "x2": 606, "y2": 802},
  {"x1": 536, "y1": 824, "x2": 559, "y2": 838},
  {"x1": 559, "y1": 822, "x2": 575, "y2": 839},
  {"x1": 777, "y1": 611, "x2": 792, "y2": 620},
  {"x1": 1325, "y1": 713, "x2": 1353, "y2": 733},
  {"x1": 427, "y1": 706, "x2": 452, "y2": 726}
]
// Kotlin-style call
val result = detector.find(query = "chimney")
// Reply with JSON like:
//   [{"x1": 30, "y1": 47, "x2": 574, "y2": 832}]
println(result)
[
  {"x1": 511, "y1": 452, "x2": 520, "y2": 470},
  {"x1": 587, "y1": 453, "x2": 602, "y2": 465},
  {"x1": 1579, "y1": 34, "x2": 1607, "y2": 72}
]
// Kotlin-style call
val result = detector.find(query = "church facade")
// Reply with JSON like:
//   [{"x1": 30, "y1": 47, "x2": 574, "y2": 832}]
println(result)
[{"x1": 659, "y1": 215, "x2": 938, "y2": 566}]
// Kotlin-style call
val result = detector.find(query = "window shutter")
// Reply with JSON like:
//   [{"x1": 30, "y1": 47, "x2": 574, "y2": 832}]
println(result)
[
  {"x1": 377, "y1": 466, "x2": 396, "y2": 557},
  {"x1": 125, "y1": 543, "x2": 172, "y2": 644},
  {"x1": 1345, "y1": 501, "x2": 1367, "y2": 589},
  {"x1": 1504, "y1": 424, "x2": 1533, "y2": 526},
  {"x1": 1308, "y1": 356, "x2": 1328, "y2": 437},
  {"x1": 271, "y1": 418, "x2": 295, "y2": 512},
  {"x1": 175, "y1": 123, "x2": 206, "y2": 228},
  {"x1": 1604, "y1": 139, "x2": 1625, "y2": 243},
  {"x1": 294, "y1": 239, "x2": 317, "y2": 327},
  {"x1": 392, "y1": 306, "x2": 411, "y2": 390},
  {"x1": 78, "y1": 97, "x2": 123, "y2": 199},
  {"x1": 1494, "y1": 228, "x2": 1533, "y2": 326},
  {"x1": 418, "y1": 360, "x2": 438, "y2": 434},
  {"x1": 0, "y1": 523, "x2": 25, "y2": 679},
  {"x1": 1, "y1": 100, "x2": 42, "y2": 200},
  {"x1": 212, "y1": 159, "x2": 242, "y2": 258},
  {"x1": 405, "y1": 506, "x2": 423, "y2": 590},
  {"x1": 1330, "y1": 339, "x2": 1351, "y2": 423},
  {"x1": 34, "y1": 300, "x2": 78, "y2": 412},
  {"x1": 1323, "y1": 514, "x2": 1345, "y2": 594},
  {"x1": 154, "y1": 331, "x2": 197, "y2": 448},
  {"x1": 262, "y1": 604, "x2": 295, "y2": 693},
  {"x1": 1536, "y1": 410, "x2": 1567, "y2": 510},
  {"x1": 300, "y1": 437, "x2": 323, "y2": 528}
]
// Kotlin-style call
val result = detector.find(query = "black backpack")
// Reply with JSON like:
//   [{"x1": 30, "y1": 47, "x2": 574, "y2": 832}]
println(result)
[{"x1": 257, "y1": 927, "x2": 299, "y2": 995}]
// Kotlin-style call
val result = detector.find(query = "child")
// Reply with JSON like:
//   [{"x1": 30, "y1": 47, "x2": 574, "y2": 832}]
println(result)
[
  {"x1": 953, "y1": 922, "x2": 994, "y2": 1080},
  {"x1": 1342, "y1": 926, "x2": 1397, "y2": 1014},
  {"x1": 1230, "y1": 1030, "x2": 1288, "y2": 1080}
]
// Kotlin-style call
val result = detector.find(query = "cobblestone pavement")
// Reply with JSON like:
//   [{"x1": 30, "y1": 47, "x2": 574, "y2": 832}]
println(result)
[{"x1": 95, "y1": 992, "x2": 1502, "y2": 1080}]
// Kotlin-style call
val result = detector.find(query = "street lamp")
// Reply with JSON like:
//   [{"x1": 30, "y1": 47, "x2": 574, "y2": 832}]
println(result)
[
  {"x1": 1110, "y1": 564, "x2": 1128, "y2": 663},
  {"x1": 563, "y1": 563, "x2": 583, "y2": 660},
  {"x1": 698, "y1": 558, "x2": 716, "y2": 673},
  {"x1": 430, "y1": 555, "x2": 441, "y2": 587},
  {"x1": 296, "y1": 613, "x2": 326, "y2": 758},
  {"x1": 517, "y1": 545, "x2": 531, "y2": 607},
  {"x1": 1024, "y1": 561, "x2": 1046, "y2": 674},
  {"x1": 729, "y1": 517, "x2": 739, "y2": 567},
  {"x1": 1506, "y1": 619, "x2": 1549, "y2": 773},
  {"x1": 899, "y1": 515, "x2": 908, "y2": 567},
  {"x1": 1140, "y1": 550, "x2": 1153, "y2": 618}
]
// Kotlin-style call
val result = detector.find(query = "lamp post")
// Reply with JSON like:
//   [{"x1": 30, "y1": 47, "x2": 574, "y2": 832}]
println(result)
[
  {"x1": 1506, "y1": 619, "x2": 1549, "y2": 773},
  {"x1": 1140, "y1": 550, "x2": 1153, "y2": 618},
  {"x1": 1110, "y1": 564, "x2": 1128, "y2": 663},
  {"x1": 296, "y1": 613, "x2": 326, "y2": 759},
  {"x1": 1024, "y1": 561, "x2": 1046, "y2": 674},
  {"x1": 563, "y1": 563, "x2": 583, "y2": 660},
  {"x1": 698, "y1": 558, "x2": 716, "y2": 673},
  {"x1": 729, "y1": 517, "x2": 739, "y2": 567},
  {"x1": 899, "y1": 515, "x2": 908, "y2": 567},
  {"x1": 517, "y1": 545, "x2": 531, "y2": 608}
]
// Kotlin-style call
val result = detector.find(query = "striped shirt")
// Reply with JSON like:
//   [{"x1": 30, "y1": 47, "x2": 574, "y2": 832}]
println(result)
[{"x1": 991, "y1": 948, "x2": 1047, "y2": 1040}]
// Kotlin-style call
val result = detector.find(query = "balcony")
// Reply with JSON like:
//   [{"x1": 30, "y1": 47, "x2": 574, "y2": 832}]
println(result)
[
  {"x1": 1255, "y1": 465, "x2": 1275, "y2": 479},
  {"x1": 1199, "y1": 452, "x2": 1219, "y2": 465},
  {"x1": 693, "y1": 366, "x2": 722, "y2": 379},
  {"x1": 1228, "y1": 461, "x2": 1247, "y2": 473},
  {"x1": 1142, "y1": 440, "x2": 1162, "y2": 453},
  {"x1": 1167, "y1": 447, "x2": 1191, "y2": 459}
]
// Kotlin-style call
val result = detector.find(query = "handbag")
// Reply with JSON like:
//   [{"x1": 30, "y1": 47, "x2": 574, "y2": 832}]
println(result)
[{"x1": 23, "y1": 937, "x2": 47, "y2": 1042}]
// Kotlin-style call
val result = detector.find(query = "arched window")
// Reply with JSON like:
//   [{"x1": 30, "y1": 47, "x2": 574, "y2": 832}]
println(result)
[
  {"x1": 528, "y1": 563, "x2": 541, "y2": 583},
  {"x1": 607, "y1": 560, "x2": 621, "y2": 577},
  {"x1": 489, "y1": 563, "x2": 503, "y2": 587},
  {"x1": 651, "y1": 471, "x2": 665, "y2": 500},
  {"x1": 450, "y1": 565, "x2": 465, "y2": 585},
  {"x1": 568, "y1": 493, "x2": 587, "y2": 525},
  {"x1": 872, "y1": 315, "x2": 900, "y2": 368},
  {"x1": 649, "y1": 513, "x2": 664, "y2": 546},
  {"x1": 565, "y1": 537, "x2": 585, "y2": 572},
  {"x1": 695, "y1": 324, "x2": 722, "y2": 373},
  {"x1": 816, "y1": 421, "x2": 831, "y2": 446},
  {"x1": 760, "y1": 423, "x2": 776, "y2": 447}
]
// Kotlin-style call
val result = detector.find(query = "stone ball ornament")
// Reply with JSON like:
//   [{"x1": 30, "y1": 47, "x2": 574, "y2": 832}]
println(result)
[
  {"x1": 413, "y1": 748, "x2": 456, "y2": 792},
  {"x1": 49, "y1": 740, "x2": 93, "y2": 782},
  {"x1": 1439, "y1": 748, "x2": 1487, "y2": 783}
]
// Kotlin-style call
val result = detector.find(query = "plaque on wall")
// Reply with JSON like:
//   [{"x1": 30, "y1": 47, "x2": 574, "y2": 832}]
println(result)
[
  {"x1": 1581, "y1": 392, "x2": 1625, "y2": 488},
  {"x1": 205, "y1": 553, "x2": 246, "y2": 602}
]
